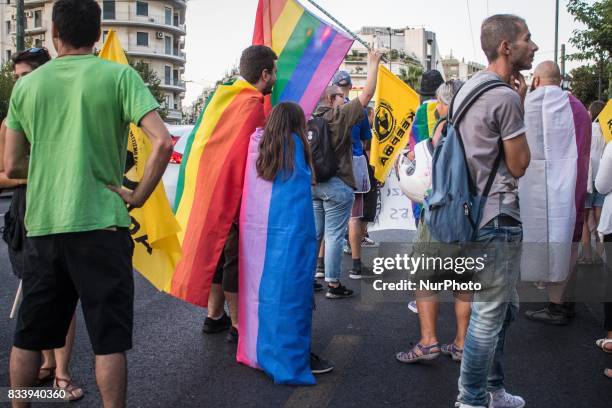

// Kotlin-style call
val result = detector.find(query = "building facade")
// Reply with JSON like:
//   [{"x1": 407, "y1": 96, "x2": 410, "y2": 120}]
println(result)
[
  {"x1": 441, "y1": 54, "x2": 485, "y2": 81},
  {"x1": 339, "y1": 26, "x2": 444, "y2": 89},
  {"x1": 0, "y1": 0, "x2": 187, "y2": 124}
]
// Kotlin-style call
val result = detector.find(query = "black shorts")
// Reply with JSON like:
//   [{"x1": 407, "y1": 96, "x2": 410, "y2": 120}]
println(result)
[
  {"x1": 361, "y1": 161, "x2": 378, "y2": 222},
  {"x1": 14, "y1": 228, "x2": 135, "y2": 355},
  {"x1": 212, "y1": 223, "x2": 239, "y2": 293}
]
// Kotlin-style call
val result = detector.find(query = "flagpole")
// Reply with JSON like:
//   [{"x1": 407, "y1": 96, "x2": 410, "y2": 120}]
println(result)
[
  {"x1": 304, "y1": 0, "x2": 371, "y2": 51},
  {"x1": 10, "y1": 280, "x2": 23, "y2": 319}
]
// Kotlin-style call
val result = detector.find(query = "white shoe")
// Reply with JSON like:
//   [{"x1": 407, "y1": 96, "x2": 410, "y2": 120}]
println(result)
[
  {"x1": 315, "y1": 271, "x2": 325, "y2": 278},
  {"x1": 408, "y1": 300, "x2": 418, "y2": 314},
  {"x1": 361, "y1": 236, "x2": 379, "y2": 247},
  {"x1": 454, "y1": 403, "x2": 487, "y2": 408},
  {"x1": 489, "y1": 389, "x2": 525, "y2": 408}
]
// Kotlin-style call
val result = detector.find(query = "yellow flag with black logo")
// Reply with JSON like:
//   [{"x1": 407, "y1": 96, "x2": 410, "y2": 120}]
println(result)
[
  {"x1": 99, "y1": 30, "x2": 181, "y2": 291},
  {"x1": 598, "y1": 99, "x2": 612, "y2": 143},
  {"x1": 370, "y1": 65, "x2": 420, "y2": 182}
]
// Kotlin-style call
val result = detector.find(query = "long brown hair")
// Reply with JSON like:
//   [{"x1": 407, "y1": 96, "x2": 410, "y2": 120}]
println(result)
[{"x1": 256, "y1": 102, "x2": 313, "y2": 181}]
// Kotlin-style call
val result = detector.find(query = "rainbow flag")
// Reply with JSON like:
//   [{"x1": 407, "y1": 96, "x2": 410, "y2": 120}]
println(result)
[
  {"x1": 408, "y1": 100, "x2": 439, "y2": 152},
  {"x1": 237, "y1": 129, "x2": 317, "y2": 385},
  {"x1": 253, "y1": 0, "x2": 353, "y2": 117},
  {"x1": 170, "y1": 79, "x2": 266, "y2": 306}
]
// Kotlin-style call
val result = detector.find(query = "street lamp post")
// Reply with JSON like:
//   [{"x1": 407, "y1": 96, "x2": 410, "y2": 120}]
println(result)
[
  {"x1": 387, "y1": 27, "x2": 392, "y2": 72},
  {"x1": 16, "y1": 0, "x2": 25, "y2": 52},
  {"x1": 554, "y1": 0, "x2": 559, "y2": 64}
]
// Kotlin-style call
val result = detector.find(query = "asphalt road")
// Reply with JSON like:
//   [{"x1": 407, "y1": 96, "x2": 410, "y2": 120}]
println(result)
[{"x1": 0, "y1": 195, "x2": 610, "y2": 407}]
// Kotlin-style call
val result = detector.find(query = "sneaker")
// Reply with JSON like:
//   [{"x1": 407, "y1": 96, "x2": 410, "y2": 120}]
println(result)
[
  {"x1": 310, "y1": 353, "x2": 334, "y2": 374},
  {"x1": 361, "y1": 236, "x2": 379, "y2": 247},
  {"x1": 326, "y1": 283, "x2": 354, "y2": 299},
  {"x1": 349, "y1": 266, "x2": 374, "y2": 280},
  {"x1": 226, "y1": 326, "x2": 238, "y2": 343},
  {"x1": 454, "y1": 403, "x2": 488, "y2": 408},
  {"x1": 525, "y1": 303, "x2": 569, "y2": 325},
  {"x1": 343, "y1": 240, "x2": 352, "y2": 255},
  {"x1": 408, "y1": 300, "x2": 418, "y2": 314},
  {"x1": 314, "y1": 281, "x2": 323, "y2": 292},
  {"x1": 202, "y1": 312, "x2": 231, "y2": 334},
  {"x1": 489, "y1": 389, "x2": 525, "y2": 408}
]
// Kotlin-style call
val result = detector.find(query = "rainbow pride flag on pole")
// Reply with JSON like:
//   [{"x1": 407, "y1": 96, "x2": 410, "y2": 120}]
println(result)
[
  {"x1": 253, "y1": 0, "x2": 353, "y2": 117},
  {"x1": 237, "y1": 129, "x2": 317, "y2": 385},
  {"x1": 170, "y1": 80, "x2": 266, "y2": 306},
  {"x1": 408, "y1": 100, "x2": 439, "y2": 152}
]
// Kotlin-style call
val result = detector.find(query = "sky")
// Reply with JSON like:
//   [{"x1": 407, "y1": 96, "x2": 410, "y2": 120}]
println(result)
[{"x1": 182, "y1": 0, "x2": 586, "y2": 105}]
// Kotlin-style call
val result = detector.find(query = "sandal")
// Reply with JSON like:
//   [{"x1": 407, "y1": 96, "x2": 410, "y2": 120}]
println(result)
[
  {"x1": 37, "y1": 366, "x2": 56, "y2": 385},
  {"x1": 396, "y1": 343, "x2": 440, "y2": 363},
  {"x1": 54, "y1": 377, "x2": 84, "y2": 402},
  {"x1": 595, "y1": 338, "x2": 612, "y2": 353},
  {"x1": 605, "y1": 368, "x2": 612, "y2": 379},
  {"x1": 441, "y1": 343, "x2": 464, "y2": 362}
]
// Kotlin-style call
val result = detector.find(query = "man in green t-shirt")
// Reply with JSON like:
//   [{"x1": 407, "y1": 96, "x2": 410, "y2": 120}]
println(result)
[{"x1": 4, "y1": 1, "x2": 173, "y2": 406}]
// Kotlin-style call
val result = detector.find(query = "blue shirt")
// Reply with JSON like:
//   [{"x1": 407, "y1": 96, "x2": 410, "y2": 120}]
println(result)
[{"x1": 351, "y1": 108, "x2": 372, "y2": 156}]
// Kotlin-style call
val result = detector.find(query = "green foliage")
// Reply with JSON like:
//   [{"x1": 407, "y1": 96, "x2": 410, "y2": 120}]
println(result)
[
  {"x1": 0, "y1": 62, "x2": 16, "y2": 121},
  {"x1": 566, "y1": 0, "x2": 611, "y2": 62},
  {"x1": 129, "y1": 59, "x2": 168, "y2": 120},
  {"x1": 398, "y1": 64, "x2": 423, "y2": 90},
  {"x1": 569, "y1": 63, "x2": 611, "y2": 107},
  {"x1": 566, "y1": 0, "x2": 612, "y2": 100}
]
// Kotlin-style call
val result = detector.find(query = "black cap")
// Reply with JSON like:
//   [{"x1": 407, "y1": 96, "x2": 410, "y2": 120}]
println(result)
[{"x1": 418, "y1": 70, "x2": 444, "y2": 97}]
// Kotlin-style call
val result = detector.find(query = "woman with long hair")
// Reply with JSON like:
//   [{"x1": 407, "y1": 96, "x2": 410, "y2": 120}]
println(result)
[{"x1": 238, "y1": 102, "x2": 332, "y2": 385}]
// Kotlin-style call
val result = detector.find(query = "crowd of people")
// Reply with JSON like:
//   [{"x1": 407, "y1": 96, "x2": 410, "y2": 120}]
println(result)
[{"x1": 1, "y1": 1, "x2": 610, "y2": 407}]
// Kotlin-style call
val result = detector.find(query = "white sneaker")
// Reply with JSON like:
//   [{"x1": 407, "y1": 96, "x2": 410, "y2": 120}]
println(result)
[
  {"x1": 361, "y1": 236, "x2": 379, "y2": 247},
  {"x1": 489, "y1": 389, "x2": 525, "y2": 408},
  {"x1": 408, "y1": 300, "x2": 418, "y2": 314},
  {"x1": 315, "y1": 271, "x2": 325, "y2": 278}
]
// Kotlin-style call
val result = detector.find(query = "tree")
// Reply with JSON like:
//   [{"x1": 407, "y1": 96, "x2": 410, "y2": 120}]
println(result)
[
  {"x1": 566, "y1": 0, "x2": 612, "y2": 100},
  {"x1": 129, "y1": 60, "x2": 168, "y2": 120},
  {"x1": 398, "y1": 64, "x2": 423, "y2": 90},
  {"x1": 0, "y1": 62, "x2": 15, "y2": 120},
  {"x1": 569, "y1": 63, "x2": 611, "y2": 107}
]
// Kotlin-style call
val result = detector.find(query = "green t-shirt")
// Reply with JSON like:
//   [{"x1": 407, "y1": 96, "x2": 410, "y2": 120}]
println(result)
[{"x1": 6, "y1": 54, "x2": 159, "y2": 237}]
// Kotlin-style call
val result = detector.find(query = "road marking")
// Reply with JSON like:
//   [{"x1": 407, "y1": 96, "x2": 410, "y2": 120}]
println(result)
[{"x1": 284, "y1": 335, "x2": 361, "y2": 408}]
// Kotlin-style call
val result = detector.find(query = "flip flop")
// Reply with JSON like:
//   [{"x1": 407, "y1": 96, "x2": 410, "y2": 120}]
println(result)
[
  {"x1": 595, "y1": 338, "x2": 612, "y2": 353},
  {"x1": 54, "y1": 377, "x2": 84, "y2": 402}
]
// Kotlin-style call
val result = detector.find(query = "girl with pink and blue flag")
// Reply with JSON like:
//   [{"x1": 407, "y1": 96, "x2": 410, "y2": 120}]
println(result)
[{"x1": 238, "y1": 102, "x2": 324, "y2": 384}]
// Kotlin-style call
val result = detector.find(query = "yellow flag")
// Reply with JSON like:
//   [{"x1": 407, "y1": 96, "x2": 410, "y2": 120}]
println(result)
[
  {"x1": 99, "y1": 30, "x2": 182, "y2": 291},
  {"x1": 370, "y1": 65, "x2": 420, "y2": 182},
  {"x1": 598, "y1": 99, "x2": 612, "y2": 143}
]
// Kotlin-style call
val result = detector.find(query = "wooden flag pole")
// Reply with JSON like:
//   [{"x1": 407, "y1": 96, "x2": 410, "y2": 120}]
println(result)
[{"x1": 10, "y1": 280, "x2": 23, "y2": 319}]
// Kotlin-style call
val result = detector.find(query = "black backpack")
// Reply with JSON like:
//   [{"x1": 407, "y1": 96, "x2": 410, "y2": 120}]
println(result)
[{"x1": 307, "y1": 116, "x2": 338, "y2": 182}]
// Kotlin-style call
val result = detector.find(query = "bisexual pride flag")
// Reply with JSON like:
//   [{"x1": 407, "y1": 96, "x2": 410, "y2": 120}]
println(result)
[
  {"x1": 237, "y1": 129, "x2": 317, "y2": 385},
  {"x1": 253, "y1": 0, "x2": 354, "y2": 117}
]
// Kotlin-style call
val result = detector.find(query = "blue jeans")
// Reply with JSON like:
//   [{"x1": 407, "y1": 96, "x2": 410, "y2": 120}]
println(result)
[
  {"x1": 457, "y1": 217, "x2": 523, "y2": 407},
  {"x1": 312, "y1": 177, "x2": 354, "y2": 283}
]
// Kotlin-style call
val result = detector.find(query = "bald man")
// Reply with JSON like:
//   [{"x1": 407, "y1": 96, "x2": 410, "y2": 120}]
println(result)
[
  {"x1": 530, "y1": 60, "x2": 561, "y2": 90},
  {"x1": 520, "y1": 60, "x2": 592, "y2": 325}
]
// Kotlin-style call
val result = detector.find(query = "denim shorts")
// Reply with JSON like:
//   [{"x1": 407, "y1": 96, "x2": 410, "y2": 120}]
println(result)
[{"x1": 585, "y1": 191, "x2": 605, "y2": 208}]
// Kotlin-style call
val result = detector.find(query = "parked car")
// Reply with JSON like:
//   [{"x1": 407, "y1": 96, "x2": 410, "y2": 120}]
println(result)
[{"x1": 162, "y1": 124, "x2": 194, "y2": 207}]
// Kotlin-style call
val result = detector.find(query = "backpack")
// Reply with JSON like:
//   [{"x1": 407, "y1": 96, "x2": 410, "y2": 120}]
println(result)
[
  {"x1": 423, "y1": 79, "x2": 510, "y2": 243},
  {"x1": 307, "y1": 116, "x2": 338, "y2": 183}
]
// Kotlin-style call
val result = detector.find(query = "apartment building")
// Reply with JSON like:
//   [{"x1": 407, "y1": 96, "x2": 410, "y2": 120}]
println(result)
[{"x1": 0, "y1": 0, "x2": 188, "y2": 124}]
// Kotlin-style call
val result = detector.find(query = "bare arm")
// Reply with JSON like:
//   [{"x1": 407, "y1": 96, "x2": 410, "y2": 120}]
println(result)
[
  {"x1": 0, "y1": 120, "x2": 27, "y2": 187},
  {"x1": 108, "y1": 111, "x2": 173, "y2": 208},
  {"x1": 4, "y1": 125, "x2": 30, "y2": 180},
  {"x1": 358, "y1": 51, "x2": 383, "y2": 107},
  {"x1": 503, "y1": 134, "x2": 531, "y2": 178}
]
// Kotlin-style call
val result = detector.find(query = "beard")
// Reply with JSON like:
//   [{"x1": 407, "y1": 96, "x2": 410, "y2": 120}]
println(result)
[{"x1": 261, "y1": 80, "x2": 275, "y2": 96}]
